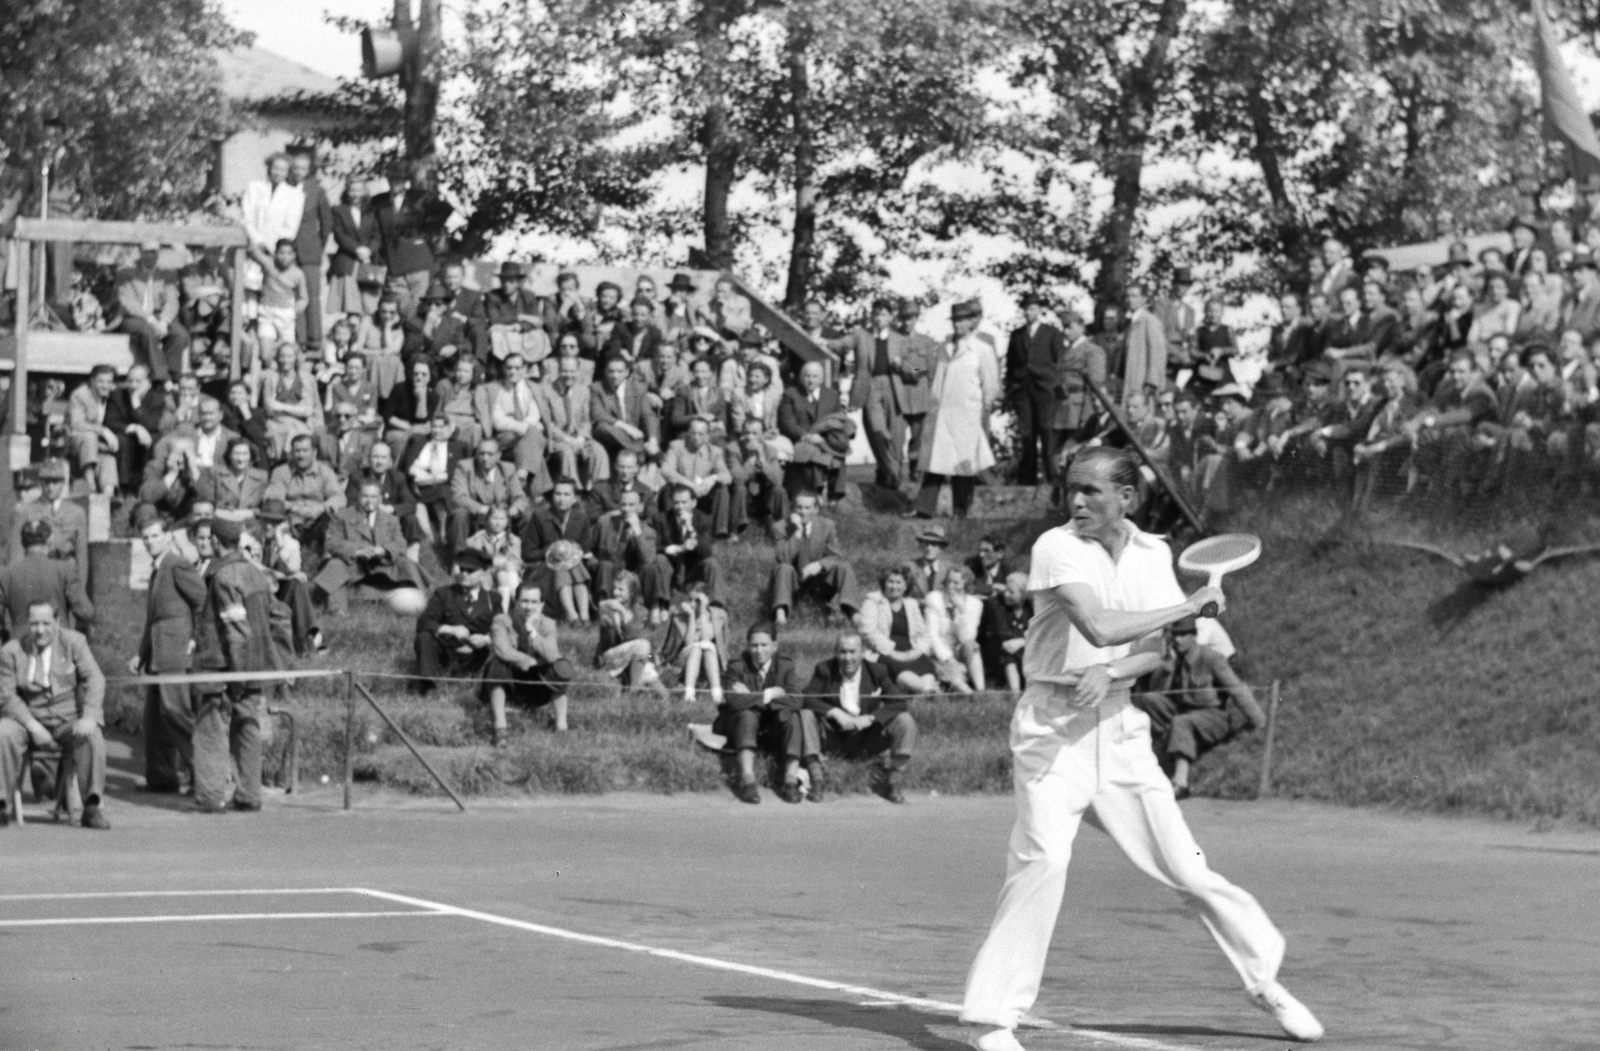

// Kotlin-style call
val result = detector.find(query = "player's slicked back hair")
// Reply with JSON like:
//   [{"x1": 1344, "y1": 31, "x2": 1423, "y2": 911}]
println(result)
[{"x1": 1074, "y1": 446, "x2": 1139, "y2": 489}]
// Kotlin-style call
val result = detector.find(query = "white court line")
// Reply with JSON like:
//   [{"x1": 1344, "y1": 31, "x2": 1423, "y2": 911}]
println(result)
[
  {"x1": 0, "y1": 888, "x2": 361, "y2": 902},
  {"x1": 352, "y1": 888, "x2": 1220, "y2": 1051},
  {"x1": 0, "y1": 910, "x2": 449, "y2": 929}
]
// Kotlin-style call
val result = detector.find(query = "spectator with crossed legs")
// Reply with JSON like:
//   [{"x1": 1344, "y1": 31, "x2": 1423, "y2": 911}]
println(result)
[{"x1": 716, "y1": 623, "x2": 817, "y2": 805}]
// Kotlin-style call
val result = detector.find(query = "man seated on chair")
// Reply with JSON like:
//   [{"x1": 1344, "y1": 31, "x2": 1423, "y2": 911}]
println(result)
[
  {"x1": 483, "y1": 581, "x2": 572, "y2": 744},
  {"x1": 717, "y1": 623, "x2": 817, "y2": 805},
  {"x1": 0, "y1": 600, "x2": 110, "y2": 829},
  {"x1": 801, "y1": 632, "x2": 916, "y2": 804},
  {"x1": 765, "y1": 490, "x2": 860, "y2": 628},
  {"x1": 413, "y1": 550, "x2": 502, "y2": 694},
  {"x1": 0, "y1": 520, "x2": 95, "y2": 636},
  {"x1": 1136, "y1": 615, "x2": 1266, "y2": 800},
  {"x1": 660, "y1": 417, "x2": 733, "y2": 539},
  {"x1": 313, "y1": 480, "x2": 426, "y2": 615}
]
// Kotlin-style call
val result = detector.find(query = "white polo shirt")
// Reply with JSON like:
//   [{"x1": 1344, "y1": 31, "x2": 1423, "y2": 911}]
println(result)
[{"x1": 1023, "y1": 521, "x2": 1185, "y2": 682}]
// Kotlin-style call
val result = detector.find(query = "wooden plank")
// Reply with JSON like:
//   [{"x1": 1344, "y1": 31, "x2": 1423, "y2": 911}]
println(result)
[
  {"x1": 229, "y1": 246, "x2": 246, "y2": 381},
  {"x1": 11, "y1": 217, "x2": 248, "y2": 248},
  {"x1": 11, "y1": 239, "x2": 29, "y2": 470},
  {"x1": 0, "y1": 331, "x2": 135, "y2": 375}
]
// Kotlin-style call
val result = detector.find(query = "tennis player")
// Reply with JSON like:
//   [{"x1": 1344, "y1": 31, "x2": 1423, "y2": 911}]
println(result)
[{"x1": 962, "y1": 448, "x2": 1322, "y2": 1049}]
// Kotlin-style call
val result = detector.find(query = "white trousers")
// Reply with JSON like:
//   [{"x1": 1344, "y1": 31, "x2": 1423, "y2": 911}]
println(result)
[{"x1": 961, "y1": 685, "x2": 1286, "y2": 1030}]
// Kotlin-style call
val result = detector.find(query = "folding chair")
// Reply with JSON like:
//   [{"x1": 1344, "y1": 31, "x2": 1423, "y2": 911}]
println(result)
[{"x1": 8, "y1": 738, "x2": 77, "y2": 827}]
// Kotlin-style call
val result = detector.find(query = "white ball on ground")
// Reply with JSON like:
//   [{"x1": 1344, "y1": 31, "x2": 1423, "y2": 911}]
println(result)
[{"x1": 387, "y1": 587, "x2": 429, "y2": 616}]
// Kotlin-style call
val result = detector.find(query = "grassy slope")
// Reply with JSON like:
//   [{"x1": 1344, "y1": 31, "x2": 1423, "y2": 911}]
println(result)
[{"x1": 91, "y1": 479, "x2": 1600, "y2": 823}]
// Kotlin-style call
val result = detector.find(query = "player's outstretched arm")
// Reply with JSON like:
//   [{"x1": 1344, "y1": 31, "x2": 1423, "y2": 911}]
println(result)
[{"x1": 1051, "y1": 582, "x2": 1214, "y2": 649}]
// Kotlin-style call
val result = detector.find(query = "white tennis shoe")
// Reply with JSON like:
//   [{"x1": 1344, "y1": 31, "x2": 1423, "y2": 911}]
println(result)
[
  {"x1": 1250, "y1": 981, "x2": 1324, "y2": 1042},
  {"x1": 967, "y1": 1027, "x2": 1026, "y2": 1051}
]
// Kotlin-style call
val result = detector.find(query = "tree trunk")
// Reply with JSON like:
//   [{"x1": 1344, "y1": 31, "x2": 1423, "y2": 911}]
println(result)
[
  {"x1": 405, "y1": 0, "x2": 442, "y2": 195},
  {"x1": 1090, "y1": 0, "x2": 1188, "y2": 310},
  {"x1": 1246, "y1": 82, "x2": 1303, "y2": 267},
  {"x1": 783, "y1": 28, "x2": 817, "y2": 311},
  {"x1": 697, "y1": 1, "x2": 739, "y2": 270}
]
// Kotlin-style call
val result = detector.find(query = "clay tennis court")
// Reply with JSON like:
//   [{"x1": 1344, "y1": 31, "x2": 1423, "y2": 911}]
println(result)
[{"x1": 3, "y1": 769, "x2": 1598, "y2": 1051}]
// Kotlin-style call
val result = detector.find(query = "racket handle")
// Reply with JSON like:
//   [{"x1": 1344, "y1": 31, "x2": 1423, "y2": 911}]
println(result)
[{"x1": 1199, "y1": 570, "x2": 1224, "y2": 619}]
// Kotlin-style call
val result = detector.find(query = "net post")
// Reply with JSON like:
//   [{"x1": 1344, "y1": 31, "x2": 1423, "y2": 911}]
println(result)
[
  {"x1": 353, "y1": 678, "x2": 468, "y2": 812},
  {"x1": 1257, "y1": 680, "x2": 1281, "y2": 800},
  {"x1": 342, "y1": 670, "x2": 356, "y2": 812}
]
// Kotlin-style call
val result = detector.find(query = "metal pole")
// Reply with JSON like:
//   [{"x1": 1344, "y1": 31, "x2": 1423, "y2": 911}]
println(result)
[
  {"x1": 343, "y1": 670, "x2": 356, "y2": 811},
  {"x1": 11, "y1": 239, "x2": 31, "y2": 484},
  {"x1": 1257, "y1": 680, "x2": 1281, "y2": 800},
  {"x1": 354, "y1": 679, "x2": 467, "y2": 812}
]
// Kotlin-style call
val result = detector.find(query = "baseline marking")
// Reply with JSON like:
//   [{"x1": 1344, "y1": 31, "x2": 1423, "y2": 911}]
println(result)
[
  {"x1": 0, "y1": 888, "x2": 362, "y2": 902},
  {"x1": 352, "y1": 888, "x2": 1218, "y2": 1051},
  {"x1": 0, "y1": 910, "x2": 449, "y2": 929}
]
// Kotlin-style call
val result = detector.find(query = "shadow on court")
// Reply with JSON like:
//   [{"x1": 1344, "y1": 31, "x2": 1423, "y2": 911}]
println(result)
[
  {"x1": 707, "y1": 996, "x2": 968, "y2": 1051},
  {"x1": 1071, "y1": 1021, "x2": 1276, "y2": 1043}
]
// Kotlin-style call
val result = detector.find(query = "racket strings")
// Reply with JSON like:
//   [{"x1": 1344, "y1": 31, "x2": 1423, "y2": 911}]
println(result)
[{"x1": 1183, "y1": 536, "x2": 1259, "y2": 565}]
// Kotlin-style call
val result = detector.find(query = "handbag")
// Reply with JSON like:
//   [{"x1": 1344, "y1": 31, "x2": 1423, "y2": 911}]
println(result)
[{"x1": 355, "y1": 262, "x2": 388, "y2": 287}]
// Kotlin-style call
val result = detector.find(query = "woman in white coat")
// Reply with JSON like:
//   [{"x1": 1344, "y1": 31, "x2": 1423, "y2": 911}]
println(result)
[{"x1": 914, "y1": 299, "x2": 1000, "y2": 518}]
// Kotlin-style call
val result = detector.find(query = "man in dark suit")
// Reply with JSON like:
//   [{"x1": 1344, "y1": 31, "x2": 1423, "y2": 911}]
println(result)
[
  {"x1": 603, "y1": 296, "x2": 664, "y2": 365},
  {"x1": 778, "y1": 362, "x2": 849, "y2": 501},
  {"x1": 314, "y1": 480, "x2": 426, "y2": 614},
  {"x1": 130, "y1": 507, "x2": 205, "y2": 793},
  {"x1": 0, "y1": 520, "x2": 95, "y2": 636},
  {"x1": 802, "y1": 632, "x2": 917, "y2": 804},
  {"x1": 587, "y1": 448, "x2": 657, "y2": 515},
  {"x1": 401, "y1": 414, "x2": 470, "y2": 543},
  {"x1": 373, "y1": 167, "x2": 442, "y2": 314},
  {"x1": 1006, "y1": 291, "x2": 1067, "y2": 486},
  {"x1": 287, "y1": 151, "x2": 335, "y2": 354},
  {"x1": 765, "y1": 491, "x2": 860, "y2": 627},
  {"x1": 329, "y1": 177, "x2": 382, "y2": 316},
  {"x1": 657, "y1": 484, "x2": 722, "y2": 603},
  {"x1": 844, "y1": 298, "x2": 923, "y2": 490},
  {"x1": 438, "y1": 259, "x2": 488, "y2": 359},
  {"x1": 716, "y1": 624, "x2": 817, "y2": 804},
  {"x1": 587, "y1": 486, "x2": 672, "y2": 614},
  {"x1": 413, "y1": 550, "x2": 502, "y2": 693},
  {"x1": 519, "y1": 478, "x2": 596, "y2": 623},
  {"x1": 347, "y1": 440, "x2": 421, "y2": 557},
  {"x1": 964, "y1": 534, "x2": 1016, "y2": 598},
  {"x1": 591, "y1": 357, "x2": 661, "y2": 461},
  {"x1": 104, "y1": 363, "x2": 167, "y2": 493},
  {"x1": 318, "y1": 403, "x2": 376, "y2": 482}
]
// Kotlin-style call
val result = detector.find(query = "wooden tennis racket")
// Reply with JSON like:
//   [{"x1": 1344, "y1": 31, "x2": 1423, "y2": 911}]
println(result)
[{"x1": 1176, "y1": 534, "x2": 1262, "y2": 617}]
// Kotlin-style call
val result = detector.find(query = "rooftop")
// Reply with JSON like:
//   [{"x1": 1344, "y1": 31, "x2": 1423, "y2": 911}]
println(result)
[{"x1": 218, "y1": 46, "x2": 341, "y2": 103}]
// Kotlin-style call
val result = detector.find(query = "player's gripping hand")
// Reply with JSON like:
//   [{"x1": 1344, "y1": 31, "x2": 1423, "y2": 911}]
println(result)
[
  {"x1": 1070, "y1": 664, "x2": 1113, "y2": 708},
  {"x1": 1187, "y1": 586, "x2": 1226, "y2": 617}
]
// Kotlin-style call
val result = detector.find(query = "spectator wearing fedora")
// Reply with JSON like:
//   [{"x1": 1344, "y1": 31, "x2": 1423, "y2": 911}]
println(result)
[
  {"x1": 1137, "y1": 615, "x2": 1265, "y2": 800},
  {"x1": 1006, "y1": 291, "x2": 1066, "y2": 487},
  {"x1": 485, "y1": 262, "x2": 552, "y2": 366},
  {"x1": 902, "y1": 525, "x2": 954, "y2": 601},
  {"x1": 765, "y1": 490, "x2": 862, "y2": 627},
  {"x1": 661, "y1": 272, "x2": 704, "y2": 344},
  {"x1": 913, "y1": 300, "x2": 999, "y2": 519},
  {"x1": 843, "y1": 297, "x2": 923, "y2": 491},
  {"x1": 415, "y1": 280, "x2": 479, "y2": 371},
  {"x1": 414, "y1": 550, "x2": 504, "y2": 693}
]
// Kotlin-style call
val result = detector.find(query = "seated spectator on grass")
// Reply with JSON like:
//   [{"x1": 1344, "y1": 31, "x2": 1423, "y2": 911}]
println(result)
[
  {"x1": 484, "y1": 582, "x2": 573, "y2": 743},
  {"x1": 447, "y1": 438, "x2": 530, "y2": 553},
  {"x1": 11, "y1": 462, "x2": 89, "y2": 571},
  {"x1": 661, "y1": 584, "x2": 727, "y2": 705},
  {"x1": 978, "y1": 570, "x2": 1031, "y2": 692},
  {"x1": 964, "y1": 534, "x2": 1014, "y2": 598},
  {"x1": 778, "y1": 362, "x2": 849, "y2": 501},
  {"x1": 856, "y1": 566, "x2": 939, "y2": 695},
  {"x1": 1468, "y1": 271, "x2": 1521, "y2": 348},
  {"x1": 0, "y1": 521, "x2": 94, "y2": 635},
  {"x1": 924, "y1": 564, "x2": 985, "y2": 693},
  {"x1": 728, "y1": 357, "x2": 784, "y2": 439},
  {"x1": 403, "y1": 414, "x2": 470, "y2": 544},
  {"x1": 435, "y1": 354, "x2": 485, "y2": 448},
  {"x1": 489, "y1": 353, "x2": 554, "y2": 494},
  {"x1": 659, "y1": 484, "x2": 723, "y2": 603},
  {"x1": 416, "y1": 278, "x2": 479, "y2": 371},
  {"x1": 539, "y1": 354, "x2": 609, "y2": 493},
  {"x1": 318, "y1": 401, "x2": 376, "y2": 481},
  {"x1": 139, "y1": 438, "x2": 202, "y2": 523},
  {"x1": 1166, "y1": 391, "x2": 1214, "y2": 494},
  {"x1": 717, "y1": 623, "x2": 816, "y2": 805},
  {"x1": 1351, "y1": 361, "x2": 1421, "y2": 507},
  {"x1": 314, "y1": 480, "x2": 426, "y2": 615},
  {"x1": 634, "y1": 338, "x2": 690, "y2": 414},
  {"x1": 179, "y1": 395, "x2": 237, "y2": 471},
  {"x1": 1231, "y1": 373, "x2": 1297, "y2": 488},
  {"x1": 591, "y1": 356, "x2": 661, "y2": 463},
  {"x1": 414, "y1": 550, "x2": 502, "y2": 694},
  {"x1": 547, "y1": 331, "x2": 595, "y2": 389},
  {"x1": 116, "y1": 240, "x2": 188, "y2": 384},
  {"x1": 67, "y1": 365, "x2": 120, "y2": 497},
  {"x1": 801, "y1": 632, "x2": 916, "y2": 804},
  {"x1": 346, "y1": 441, "x2": 421, "y2": 560},
  {"x1": 588, "y1": 487, "x2": 672, "y2": 623},
  {"x1": 484, "y1": 261, "x2": 551, "y2": 365},
  {"x1": 605, "y1": 295, "x2": 664, "y2": 366},
  {"x1": 381, "y1": 357, "x2": 440, "y2": 460},
  {"x1": 266, "y1": 434, "x2": 346, "y2": 548},
  {"x1": 198, "y1": 438, "x2": 269, "y2": 523},
  {"x1": 765, "y1": 491, "x2": 860, "y2": 628},
  {"x1": 0, "y1": 600, "x2": 109, "y2": 829},
  {"x1": 257, "y1": 499, "x2": 324, "y2": 657},
  {"x1": 595, "y1": 571, "x2": 663, "y2": 688},
  {"x1": 589, "y1": 448, "x2": 656, "y2": 515},
  {"x1": 660, "y1": 417, "x2": 733, "y2": 538},
  {"x1": 466, "y1": 506, "x2": 524, "y2": 611},
  {"x1": 1137, "y1": 616, "x2": 1265, "y2": 800},
  {"x1": 1403, "y1": 349, "x2": 1497, "y2": 497},
  {"x1": 902, "y1": 525, "x2": 954, "y2": 601},
  {"x1": 665, "y1": 356, "x2": 730, "y2": 446},
  {"x1": 104, "y1": 363, "x2": 167, "y2": 493},
  {"x1": 519, "y1": 478, "x2": 595, "y2": 624},
  {"x1": 723, "y1": 330, "x2": 784, "y2": 407},
  {"x1": 729, "y1": 417, "x2": 790, "y2": 539},
  {"x1": 549, "y1": 271, "x2": 591, "y2": 353}
]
